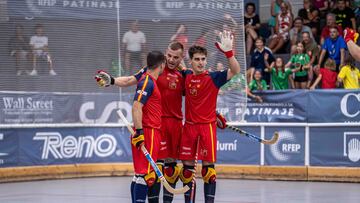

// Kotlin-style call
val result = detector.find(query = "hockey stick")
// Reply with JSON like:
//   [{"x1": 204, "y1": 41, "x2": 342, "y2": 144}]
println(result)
[
  {"x1": 226, "y1": 125, "x2": 279, "y2": 145},
  {"x1": 189, "y1": 136, "x2": 200, "y2": 203},
  {"x1": 117, "y1": 110, "x2": 190, "y2": 194}
]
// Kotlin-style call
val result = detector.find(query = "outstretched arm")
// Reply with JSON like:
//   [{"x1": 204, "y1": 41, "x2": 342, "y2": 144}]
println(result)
[{"x1": 344, "y1": 28, "x2": 360, "y2": 61}]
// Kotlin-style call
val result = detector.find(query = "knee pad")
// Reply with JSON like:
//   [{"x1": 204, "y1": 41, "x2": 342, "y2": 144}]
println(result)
[
  {"x1": 164, "y1": 162, "x2": 180, "y2": 184},
  {"x1": 179, "y1": 165, "x2": 194, "y2": 184},
  {"x1": 202, "y1": 165, "x2": 216, "y2": 184},
  {"x1": 144, "y1": 170, "x2": 157, "y2": 187}
]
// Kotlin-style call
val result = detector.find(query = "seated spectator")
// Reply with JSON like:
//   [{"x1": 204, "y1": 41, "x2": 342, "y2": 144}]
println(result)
[
  {"x1": 247, "y1": 37, "x2": 275, "y2": 85},
  {"x1": 8, "y1": 24, "x2": 30, "y2": 76},
  {"x1": 249, "y1": 70, "x2": 268, "y2": 92},
  {"x1": 312, "y1": 0, "x2": 329, "y2": 18},
  {"x1": 333, "y1": 0, "x2": 356, "y2": 30},
  {"x1": 285, "y1": 41, "x2": 311, "y2": 89},
  {"x1": 244, "y1": 2, "x2": 261, "y2": 55},
  {"x1": 338, "y1": 55, "x2": 360, "y2": 89},
  {"x1": 29, "y1": 24, "x2": 56, "y2": 76},
  {"x1": 298, "y1": 0, "x2": 320, "y2": 37},
  {"x1": 268, "y1": 1, "x2": 293, "y2": 53},
  {"x1": 170, "y1": 24, "x2": 188, "y2": 53},
  {"x1": 265, "y1": 57, "x2": 295, "y2": 90},
  {"x1": 289, "y1": 17, "x2": 314, "y2": 53},
  {"x1": 317, "y1": 26, "x2": 346, "y2": 71},
  {"x1": 268, "y1": 0, "x2": 293, "y2": 33},
  {"x1": 320, "y1": 13, "x2": 343, "y2": 45},
  {"x1": 122, "y1": 20, "x2": 146, "y2": 75},
  {"x1": 310, "y1": 58, "x2": 338, "y2": 89}
]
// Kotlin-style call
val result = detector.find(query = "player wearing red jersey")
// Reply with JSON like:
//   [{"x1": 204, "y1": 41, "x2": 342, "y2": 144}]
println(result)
[
  {"x1": 178, "y1": 31, "x2": 240, "y2": 203},
  {"x1": 130, "y1": 51, "x2": 165, "y2": 202},
  {"x1": 95, "y1": 42, "x2": 185, "y2": 203}
]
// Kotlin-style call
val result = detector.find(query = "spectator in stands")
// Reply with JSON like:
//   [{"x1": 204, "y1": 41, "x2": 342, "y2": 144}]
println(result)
[
  {"x1": 298, "y1": 0, "x2": 320, "y2": 37},
  {"x1": 338, "y1": 55, "x2": 360, "y2": 88},
  {"x1": 320, "y1": 13, "x2": 343, "y2": 45},
  {"x1": 248, "y1": 70, "x2": 268, "y2": 101},
  {"x1": 247, "y1": 37, "x2": 275, "y2": 85},
  {"x1": 122, "y1": 20, "x2": 146, "y2": 75},
  {"x1": 286, "y1": 41, "x2": 311, "y2": 89},
  {"x1": 268, "y1": 1, "x2": 293, "y2": 53},
  {"x1": 244, "y1": 2, "x2": 261, "y2": 55},
  {"x1": 29, "y1": 24, "x2": 56, "y2": 76},
  {"x1": 310, "y1": 58, "x2": 338, "y2": 89},
  {"x1": 266, "y1": 57, "x2": 295, "y2": 90},
  {"x1": 170, "y1": 24, "x2": 189, "y2": 54},
  {"x1": 317, "y1": 26, "x2": 346, "y2": 71},
  {"x1": 8, "y1": 24, "x2": 30, "y2": 76},
  {"x1": 333, "y1": 0, "x2": 357, "y2": 30},
  {"x1": 302, "y1": 31, "x2": 320, "y2": 83},
  {"x1": 312, "y1": 0, "x2": 330, "y2": 18},
  {"x1": 269, "y1": 0, "x2": 293, "y2": 34},
  {"x1": 289, "y1": 17, "x2": 314, "y2": 54}
]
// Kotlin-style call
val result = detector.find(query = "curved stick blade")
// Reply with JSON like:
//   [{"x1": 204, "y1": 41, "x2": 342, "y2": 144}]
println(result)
[{"x1": 262, "y1": 131, "x2": 279, "y2": 145}]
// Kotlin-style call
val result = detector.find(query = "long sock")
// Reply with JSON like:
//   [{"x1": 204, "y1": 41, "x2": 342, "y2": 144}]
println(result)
[
  {"x1": 133, "y1": 176, "x2": 148, "y2": 203},
  {"x1": 204, "y1": 182, "x2": 216, "y2": 203},
  {"x1": 184, "y1": 181, "x2": 196, "y2": 203},
  {"x1": 163, "y1": 162, "x2": 180, "y2": 203},
  {"x1": 148, "y1": 181, "x2": 161, "y2": 203},
  {"x1": 131, "y1": 176, "x2": 136, "y2": 203}
]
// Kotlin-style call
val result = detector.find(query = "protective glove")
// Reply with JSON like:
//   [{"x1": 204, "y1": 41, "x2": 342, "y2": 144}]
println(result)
[
  {"x1": 94, "y1": 70, "x2": 114, "y2": 87},
  {"x1": 132, "y1": 129, "x2": 145, "y2": 149},
  {"x1": 344, "y1": 28, "x2": 359, "y2": 43},
  {"x1": 215, "y1": 30, "x2": 234, "y2": 58}
]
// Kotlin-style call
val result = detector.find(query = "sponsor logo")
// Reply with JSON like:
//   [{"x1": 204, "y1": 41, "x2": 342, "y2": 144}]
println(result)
[
  {"x1": 79, "y1": 101, "x2": 131, "y2": 123},
  {"x1": 136, "y1": 90, "x2": 148, "y2": 96},
  {"x1": 340, "y1": 93, "x2": 360, "y2": 118},
  {"x1": 0, "y1": 133, "x2": 7, "y2": 165},
  {"x1": 270, "y1": 130, "x2": 301, "y2": 162},
  {"x1": 217, "y1": 140, "x2": 237, "y2": 151},
  {"x1": 343, "y1": 132, "x2": 360, "y2": 162},
  {"x1": 3, "y1": 97, "x2": 53, "y2": 110},
  {"x1": 33, "y1": 132, "x2": 122, "y2": 159}
]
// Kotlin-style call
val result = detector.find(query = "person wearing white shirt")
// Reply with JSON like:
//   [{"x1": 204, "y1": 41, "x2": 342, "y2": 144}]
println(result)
[
  {"x1": 122, "y1": 20, "x2": 146, "y2": 75},
  {"x1": 29, "y1": 24, "x2": 56, "y2": 76}
]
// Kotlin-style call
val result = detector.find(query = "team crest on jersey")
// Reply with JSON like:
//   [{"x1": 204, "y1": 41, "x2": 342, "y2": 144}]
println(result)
[
  {"x1": 167, "y1": 75, "x2": 179, "y2": 90},
  {"x1": 189, "y1": 84, "x2": 200, "y2": 96}
]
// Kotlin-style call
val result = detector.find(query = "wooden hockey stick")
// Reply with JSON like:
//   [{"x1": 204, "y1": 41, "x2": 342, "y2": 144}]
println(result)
[
  {"x1": 117, "y1": 110, "x2": 190, "y2": 194},
  {"x1": 226, "y1": 125, "x2": 279, "y2": 145},
  {"x1": 189, "y1": 136, "x2": 200, "y2": 203}
]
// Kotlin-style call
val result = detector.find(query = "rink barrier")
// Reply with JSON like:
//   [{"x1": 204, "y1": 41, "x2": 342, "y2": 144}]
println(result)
[
  {"x1": 1, "y1": 164, "x2": 360, "y2": 183},
  {"x1": 0, "y1": 122, "x2": 359, "y2": 183}
]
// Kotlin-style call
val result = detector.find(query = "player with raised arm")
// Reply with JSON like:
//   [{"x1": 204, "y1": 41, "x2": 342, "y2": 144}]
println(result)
[
  {"x1": 178, "y1": 31, "x2": 240, "y2": 203},
  {"x1": 129, "y1": 51, "x2": 165, "y2": 203},
  {"x1": 95, "y1": 42, "x2": 186, "y2": 203},
  {"x1": 343, "y1": 28, "x2": 360, "y2": 61}
]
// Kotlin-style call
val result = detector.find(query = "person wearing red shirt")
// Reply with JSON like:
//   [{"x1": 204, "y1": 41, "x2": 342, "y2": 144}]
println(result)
[
  {"x1": 320, "y1": 13, "x2": 343, "y2": 45},
  {"x1": 95, "y1": 42, "x2": 186, "y2": 203},
  {"x1": 178, "y1": 31, "x2": 240, "y2": 203},
  {"x1": 130, "y1": 51, "x2": 165, "y2": 203},
  {"x1": 310, "y1": 58, "x2": 338, "y2": 89}
]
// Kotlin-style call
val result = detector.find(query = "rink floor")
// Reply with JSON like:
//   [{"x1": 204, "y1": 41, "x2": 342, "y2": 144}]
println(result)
[{"x1": 0, "y1": 177, "x2": 359, "y2": 203}]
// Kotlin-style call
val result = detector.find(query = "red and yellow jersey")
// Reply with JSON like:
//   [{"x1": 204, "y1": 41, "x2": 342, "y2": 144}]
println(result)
[
  {"x1": 133, "y1": 73, "x2": 162, "y2": 129},
  {"x1": 184, "y1": 69, "x2": 228, "y2": 123},
  {"x1": 134, "y1": 66, "x2": 185, "y2": 119}
]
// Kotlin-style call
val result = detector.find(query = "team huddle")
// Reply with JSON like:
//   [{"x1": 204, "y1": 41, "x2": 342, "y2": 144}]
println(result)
[{"x1": 95, "y1": 30, "x2": 240, "y2": 203}]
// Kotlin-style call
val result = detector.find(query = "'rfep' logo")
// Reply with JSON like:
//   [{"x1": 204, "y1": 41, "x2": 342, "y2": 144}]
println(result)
[
  {"x1": 343, "y1": 132, "x2": 360, "y2": 162},
  {"x1": 270, "y1": 130, "x2": 301, "y2": 162},
  {"x1": 340, "y1": 93, "x2": 360, "y2": 118}
]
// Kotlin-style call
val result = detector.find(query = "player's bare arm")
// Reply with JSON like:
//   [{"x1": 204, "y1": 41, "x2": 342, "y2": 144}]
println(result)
[
  {"x1": 344, "y1": 28, "x2": 360, "y2": 61},
  {"x1": 132, "y1": 101, "x2": 143, "y2": 130}
]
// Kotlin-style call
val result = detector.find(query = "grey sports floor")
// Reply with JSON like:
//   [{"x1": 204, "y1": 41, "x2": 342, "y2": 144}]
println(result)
[{"x1": 0, "y1": 177, "x2": 359, "y2": 203}]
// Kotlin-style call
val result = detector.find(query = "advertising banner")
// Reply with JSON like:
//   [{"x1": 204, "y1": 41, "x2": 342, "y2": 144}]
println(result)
[
  {"x1": 217, "y1": 127, "x2": 260, "y2": 164},
  {"x1": 310, "y1": 127, "x2": 360, "y2": 167},
  {"x1": 7, "y1": 0, "x2": 253, "y2": 20},
  {"x1": 264, "y1": 127, "x2": 305, "y2": 166}
]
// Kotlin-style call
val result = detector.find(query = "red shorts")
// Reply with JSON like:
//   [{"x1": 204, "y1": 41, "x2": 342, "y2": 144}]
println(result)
[
  {"x1": 158, "y1": 117, "x2": 183, "y2": 159},
  {"x1": 132, "y1": 127, "x2": 161, "y2": 174},
  {"x1": 178, "y1": 122, "x2": 217, "y2": 162}
]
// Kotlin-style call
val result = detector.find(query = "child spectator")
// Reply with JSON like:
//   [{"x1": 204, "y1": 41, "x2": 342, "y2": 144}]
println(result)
[
  {"x1": 338, "y1": 55, "x2": 360, "y2": 89},
  {"x1": 249, "y1": 70, "x2": 268, "y2": 91},
  {"x1": 266, "y1": 57, "x2": 294, "y2": 90},
  {"x1": 286, "y1": 41, "x2": 311, "y2": 89},
  {"x1": 268, "y1": 1, "x2": 293, "y2": 53},
  {"x1": 244, "y1": 2, "x2": 261, "y2": 55},
  {"x1": 310, "y1": 58, "x2": 338, "y2": 89},
  {"x1": 269, "y1": 0, "x2": 293, "y2": 33}
]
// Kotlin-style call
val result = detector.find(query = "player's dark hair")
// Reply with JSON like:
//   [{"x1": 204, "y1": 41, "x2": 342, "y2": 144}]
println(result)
[
  {"x1": 344, "y1": 55, "x2": 355, "y2": 70},
  {"x1": 188, "y1": 45, "x2": 207, "y2": 59},
  {"x1": 168, "y1": 41, "x2": 184, "y2": 52},
  {"x1": 147, "y1": 51, "x2": 165, "y2": 70}
]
